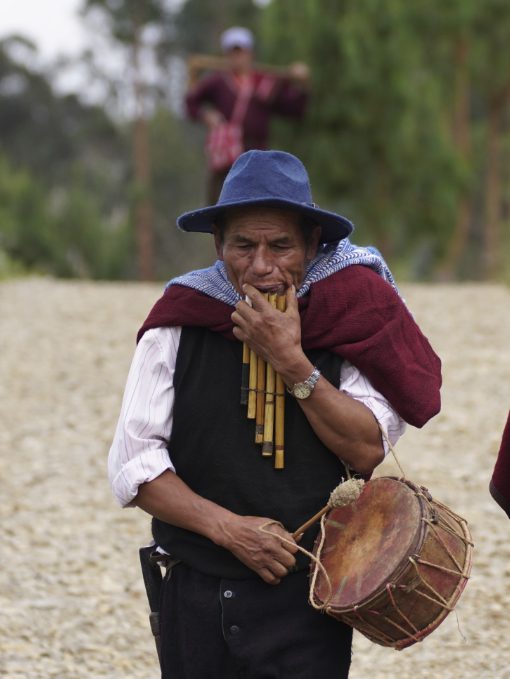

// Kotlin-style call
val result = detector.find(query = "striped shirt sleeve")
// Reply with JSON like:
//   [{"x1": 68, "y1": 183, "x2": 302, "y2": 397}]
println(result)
[
  {"x1": 108, "y1": 327, "x2": 181, "y2": 507},
  {"x1": 340, "y1": 360, "x2": 406, "y2": 455}
]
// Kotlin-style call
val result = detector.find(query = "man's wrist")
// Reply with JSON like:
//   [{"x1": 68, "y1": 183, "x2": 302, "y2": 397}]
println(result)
[
  {"x1": 287, "y1": 367, "x2": 321, "y2": 400},
  {"x1": 279, "y1": 355, "x2": 315, "y2": 388}
]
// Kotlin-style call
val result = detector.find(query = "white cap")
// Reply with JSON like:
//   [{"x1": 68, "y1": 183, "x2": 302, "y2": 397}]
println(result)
[{"x1": 220, "y1": 27, "x2": 254, "y2": 52}]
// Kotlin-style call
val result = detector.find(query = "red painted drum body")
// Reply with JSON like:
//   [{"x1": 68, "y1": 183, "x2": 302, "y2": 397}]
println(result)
[{"x1": 311, "y1": 477, "x2": 473, "y2": 650}]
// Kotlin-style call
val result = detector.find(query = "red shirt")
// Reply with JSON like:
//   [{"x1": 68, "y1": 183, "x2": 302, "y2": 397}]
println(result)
[{"x1": 186, "y1": 70, "x2": 308, "y2": 149}]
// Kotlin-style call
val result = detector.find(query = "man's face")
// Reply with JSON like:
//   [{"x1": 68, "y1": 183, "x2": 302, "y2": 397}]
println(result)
[
  {"x1": 214, "y1": 207, "x2": 320, "y2": 295},
  {"x1": 225, "y1": 46, "x2": 253, "y2": 72}
]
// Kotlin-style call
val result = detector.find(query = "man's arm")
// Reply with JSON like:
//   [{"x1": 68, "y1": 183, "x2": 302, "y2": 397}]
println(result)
[
  {"x1": 232, "y1": 284, "x2": 385, "y2": 475},
  {"x1": 134, "y1": 470, "x2": 298, "y2": 585},
  {"x1": 489, "y1": 410, "x2": 510, "y2": 518},
  {"x1": 185, "y1": 73, "x2": 225, "y2": 127},
  {"x1": 108, "y1": 326, "x2": 298, "y2": 584}
]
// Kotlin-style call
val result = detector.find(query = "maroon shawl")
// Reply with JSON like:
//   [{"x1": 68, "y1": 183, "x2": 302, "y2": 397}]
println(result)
[
  {"x1": 138, "y1": 265, "x2": 442, "y2": 428},
  {"x1": 490, "y1": 411, "x2": 510, "y2": 517}
]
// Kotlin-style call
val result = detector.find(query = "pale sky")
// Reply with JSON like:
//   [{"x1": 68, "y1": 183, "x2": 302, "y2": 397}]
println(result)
[
  {"x1": 0, "y1": 0, "x2": 87, "y2": 63},
  {"x1": 0, "y1": 0, "x2": 191, "y2": 65}
]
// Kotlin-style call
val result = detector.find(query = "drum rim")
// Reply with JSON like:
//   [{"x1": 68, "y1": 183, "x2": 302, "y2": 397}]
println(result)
[{"x1": 313, "y1": 476, "x2": 430, "y2": 613}]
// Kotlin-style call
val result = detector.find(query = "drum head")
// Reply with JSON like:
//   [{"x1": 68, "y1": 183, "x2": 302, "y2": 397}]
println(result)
[{"x1": 313, "y1": 477, "x2": 424, "y2": 611}]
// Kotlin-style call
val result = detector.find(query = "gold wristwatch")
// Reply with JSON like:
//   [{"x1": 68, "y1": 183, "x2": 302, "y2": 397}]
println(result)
[{"x1": 287, "y1": 367, "x2": 321, "y2": 400}]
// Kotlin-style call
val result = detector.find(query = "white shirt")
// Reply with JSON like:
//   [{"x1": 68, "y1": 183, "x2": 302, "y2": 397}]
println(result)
[{"x1": 108, "y1": 326, "x2": 406, "y2": 507}]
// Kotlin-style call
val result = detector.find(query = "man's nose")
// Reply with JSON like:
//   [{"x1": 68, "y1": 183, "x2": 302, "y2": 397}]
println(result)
[{"x1": 251, "y1": 247, "x2": 273, "y2": 275}]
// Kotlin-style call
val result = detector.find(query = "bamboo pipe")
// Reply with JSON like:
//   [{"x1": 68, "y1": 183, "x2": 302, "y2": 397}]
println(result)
[
  {"x1": 255, "y1": 292, "x2": 269, "y2": 443},
  {"x1": 240, "y1": 341, "x2": 250, "y2": 405},
  {"x1": 274, "y1": 294, "x2": 286, "y2": 469},
  {"x1": 255, "y1": 352, "x2": 266, "y2": 444},
  {"x1": 247, "y1": 347, "x2": 257, "y2": 419},
  {"x1": 262, "y1": 293, "x2": 277, "y2": 456}
]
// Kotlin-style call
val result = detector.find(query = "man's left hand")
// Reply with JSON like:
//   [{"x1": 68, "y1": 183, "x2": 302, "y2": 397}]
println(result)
[{"x1": 231, "y1": 284, "x2": 306, "y2": 377}]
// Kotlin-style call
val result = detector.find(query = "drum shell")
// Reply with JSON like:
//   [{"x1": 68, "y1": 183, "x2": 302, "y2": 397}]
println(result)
[{"x1": 311, "y1": 477, "x2": 472, "y2": 650}]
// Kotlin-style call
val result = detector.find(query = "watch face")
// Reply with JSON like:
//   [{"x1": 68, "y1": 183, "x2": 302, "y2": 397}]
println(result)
[{"x1": 293, "y1": 383, "x2": 311, "y2": 399}]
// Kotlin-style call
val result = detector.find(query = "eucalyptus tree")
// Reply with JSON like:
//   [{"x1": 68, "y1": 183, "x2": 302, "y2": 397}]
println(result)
[
  {"x1": 470, "y1": 0, "x2": 510, "y2": 278},
  {"x1": 0, "y1": 35, "x2": 131, "y2": 278},
  {"x1": 260, "y1": 0, "x2": 460, "y2": 277},
  {"x1": 81, "y1": 0, "x2": 173, "y2": 280}
]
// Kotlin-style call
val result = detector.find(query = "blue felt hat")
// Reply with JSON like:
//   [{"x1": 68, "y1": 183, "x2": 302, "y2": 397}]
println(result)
[{"x1": 177, "y1": 150, "x2": 354, "y2": 243}]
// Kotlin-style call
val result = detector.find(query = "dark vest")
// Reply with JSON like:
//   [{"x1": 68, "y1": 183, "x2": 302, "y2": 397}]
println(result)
[{"x1": 152, "y1": 327, "x2": 347, "y2": 578}]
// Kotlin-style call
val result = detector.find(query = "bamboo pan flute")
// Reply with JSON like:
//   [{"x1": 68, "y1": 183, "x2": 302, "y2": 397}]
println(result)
[{"x1": 241, "y1": 293, "x2": 286, "y2": 469}]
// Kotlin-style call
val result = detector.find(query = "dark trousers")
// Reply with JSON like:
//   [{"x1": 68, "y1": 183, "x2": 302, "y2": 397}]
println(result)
[{"x1": 159, "y1": 563, "x2": 352, "y2": 679}]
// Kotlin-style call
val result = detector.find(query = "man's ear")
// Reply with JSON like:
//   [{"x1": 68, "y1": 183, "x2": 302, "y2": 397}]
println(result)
[
  {"x1": 306, "y1": 225, "x2": 322, "y2": 261},
  {"x1": 212, "y1": 225, "x2": 224, "y2": 260}
]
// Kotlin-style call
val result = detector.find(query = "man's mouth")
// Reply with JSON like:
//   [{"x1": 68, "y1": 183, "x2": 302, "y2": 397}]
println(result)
[{"x1": 253, "y1": 284, "x2": 286, "y2": 295}]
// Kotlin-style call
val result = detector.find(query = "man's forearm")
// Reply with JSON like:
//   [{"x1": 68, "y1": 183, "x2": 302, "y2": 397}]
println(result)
[
  {"x1": 135, "y1": 469, "x2": 234, "y2": 545},
  {"x1": 135, "y1": 470, "x2": 299, "y2": 585},
  {"x1": 296, "y1": 377, "x2": 385, "y2": 475}
]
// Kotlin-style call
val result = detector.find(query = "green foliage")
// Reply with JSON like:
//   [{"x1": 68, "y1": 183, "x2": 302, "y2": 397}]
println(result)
[
  {"x1": 0, "y1": 155, "x2": 54, "y2": 271},
  {"x1": 0, "y1": 152, "x2": 132, "y2": 278},
  {"x1": 260, "y1": 0, "x2": 461, "y2": 272},
  {"x1": 146, "y1": 107, "x2": 216, "y2": 279},
  {"x1": 0, "y1": 35, "x2": 134, "y2": 278},
  {"x1": 0, "y1": 36, "x2": 124, "y2": 185},
  {"x1": 471, "y1": 0, "x2": 510, "y2": 96},
  {"x1": 1, "y1": 0, "x2": 510, "y2": 281}
]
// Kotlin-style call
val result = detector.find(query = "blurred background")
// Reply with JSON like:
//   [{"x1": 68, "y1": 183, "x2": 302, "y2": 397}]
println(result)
[{"x1": 1, "y1": 0, "x2": 510, "y2": 284}]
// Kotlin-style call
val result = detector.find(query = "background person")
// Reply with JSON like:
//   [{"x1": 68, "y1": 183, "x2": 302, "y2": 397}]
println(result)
[
  {"x1": 108, "y1": 150, "x2": 442, "y2": 678},
  {"x1": 185, "y1": 26, "x2": 310, "y2": 203},
  {"x1": 490, "y1": 410, "x2": 510, "y2": 517}
]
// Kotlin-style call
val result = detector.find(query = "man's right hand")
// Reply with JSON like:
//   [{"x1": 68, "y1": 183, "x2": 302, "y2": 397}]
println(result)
[
  {"x1": 217, "y1": 515, "x2": 298, "y2": 585},
  {"x1": 136, "y1": 470, "x2": 298, "y2": 585},
  {"x1": 202, "y1": 109, "x2": 224, "y2": 129}
]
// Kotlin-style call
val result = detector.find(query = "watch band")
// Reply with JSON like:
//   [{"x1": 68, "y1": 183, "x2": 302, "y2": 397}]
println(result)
[{"x1": 287, "y1": 367, "x2": 321, "y2": 399}]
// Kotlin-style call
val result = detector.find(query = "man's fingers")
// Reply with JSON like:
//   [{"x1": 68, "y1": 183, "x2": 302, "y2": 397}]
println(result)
[
  {"x1": 242, "y1": 284, "x2": 270, "y2": 311},
  {"x1": 258, "y1": 567, "x2": 282, "y2": 585},
  {"x1": 262, "y1": 527, "x2": 298, "y2": 564},
  {"x1": 269, "y1": 560, "x2": 290, "y2": 579},
  {"x1": 258, "y1": 559, "x2": 291, "y2": 584},
  {"x1": 281, "y1": 539, "x2": 299, "y2": 556},
  {"x1": 285, "y1": 284, "x2": 298, "y2": 313}
]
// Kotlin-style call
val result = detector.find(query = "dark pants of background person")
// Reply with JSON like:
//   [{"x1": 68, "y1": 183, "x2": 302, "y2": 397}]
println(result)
[{"x1": 159, "y1": 562, "x2": 353, "y2": 679}]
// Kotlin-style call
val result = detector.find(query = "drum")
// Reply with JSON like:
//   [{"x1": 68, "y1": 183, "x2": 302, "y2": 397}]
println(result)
[{"x1": 310, "y1": 476, "x2": 473, "y2": 650}]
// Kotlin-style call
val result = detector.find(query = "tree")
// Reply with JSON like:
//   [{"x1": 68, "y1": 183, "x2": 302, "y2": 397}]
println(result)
[
  {"x1": 81, "y1": 0, "x2": 173, "y2": 280},
  {"x1": 0, "y1": 35, "x2": 133, "y2": 278},
  {"x1": 260, "y1": 0, "x2": 459, "y2": 274},
  {"x1": 471, "y1": 0, "x2": 510, "y2": 278}
]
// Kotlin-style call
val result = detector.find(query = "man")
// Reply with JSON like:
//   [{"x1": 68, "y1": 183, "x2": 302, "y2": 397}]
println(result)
[
  {"x1": 186, "y1": 26, "x2": 309, "y2": 203},
  {"x1": 109, "y1": 150, "x2": 442, "y2": 678},
  {"x1": 490, "y1": 410, "x2": 510, "y2": 517}
]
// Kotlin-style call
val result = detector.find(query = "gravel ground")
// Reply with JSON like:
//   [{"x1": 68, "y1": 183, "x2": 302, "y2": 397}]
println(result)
[{"x1": 1, "y1": 277, "x2": 509, "y2": 679}]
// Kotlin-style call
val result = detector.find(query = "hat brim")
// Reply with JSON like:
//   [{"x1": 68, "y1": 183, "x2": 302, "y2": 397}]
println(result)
[{"x1": 177, "y1": 198, "x2": 354, "y2": 243}]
